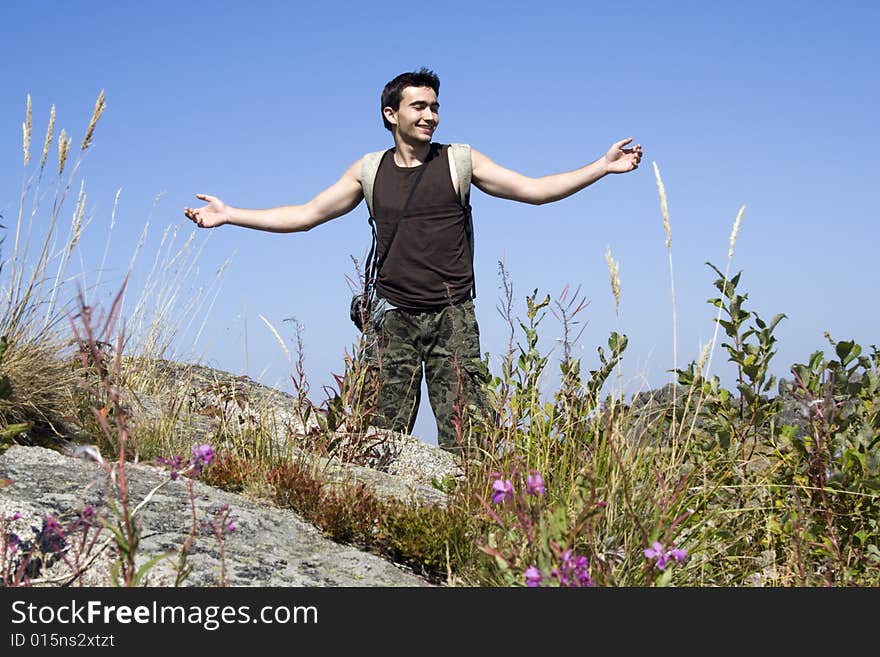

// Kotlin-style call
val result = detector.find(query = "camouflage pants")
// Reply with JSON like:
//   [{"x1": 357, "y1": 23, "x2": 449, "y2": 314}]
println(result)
[{"x1": 366, "y1": 298, "x2": 492, "y2": 454}]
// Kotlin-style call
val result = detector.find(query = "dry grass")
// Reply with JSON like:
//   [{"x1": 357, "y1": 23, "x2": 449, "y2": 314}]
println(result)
[
  {"x1": 80, "y1": 90, "x2": 105, "y2": 152},
  {"x1": 604, "y1": 246, "x2": 621, "y2": 316},
  {"x1": 58, "y1": 128, "x2": 70, "y2": 175},
  {"x1": 40, "y1": 104, "x2": 55, "y2": 171},
  {"x1": 1, "y1": 92, "x2": 229, "y2": 461},
  {"x1": 0, "y1": 333, "x2": 77, "y2": 437}
]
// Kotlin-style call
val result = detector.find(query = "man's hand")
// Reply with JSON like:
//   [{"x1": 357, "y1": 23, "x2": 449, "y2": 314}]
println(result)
[
  {"x1": 184, "y1": 194, "x2": 229, "y2": 228},
  {"x1": 603, "y1": 138, "x2": 642, "y2": 174}
]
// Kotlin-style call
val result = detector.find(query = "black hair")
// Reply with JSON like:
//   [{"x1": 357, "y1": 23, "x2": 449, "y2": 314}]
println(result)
[{"x1": 380, "y1": 67, "x2": 440, "y2": 132}]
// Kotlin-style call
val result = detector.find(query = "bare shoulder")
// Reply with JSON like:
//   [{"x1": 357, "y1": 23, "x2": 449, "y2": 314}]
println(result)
[
  {"x1": 469, "y1": 147, "x2": 500, "y2": 179},
  {"x1": 345, "y1": 156, "x2": 364, "y2": 184},
  {"x1": 469, "y1": 147, "x2": 491, "y2": 165},
  {"x1": 469, "y1": 147, "x2": 507, "y2": 182}
]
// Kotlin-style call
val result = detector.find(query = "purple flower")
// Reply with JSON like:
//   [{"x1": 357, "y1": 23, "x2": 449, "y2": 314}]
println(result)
[
  {"x1": 551, "y1": 550, "x2": 593, "y2": 587},
  {"x1": 226, "y1": 521, "x2": 236, "y2": 533},
  {"x1": 157, "y1": 454, "x2": 184, "y2": 469},
  {"x1": 526, "y1": 472, "x2": 546, "y2": 496},
  {"x1": 192, "y1": 444, "x2": 214, "y2": 465},
  {"x1": 44, "y1": 515, "x2": 63, "y2": 535},
  {"x1": 188, "y1": 444, "x2": 215, "y2": 477},
  {"x1": 40, "y1": 515, "x2": 67, "y2": 554},
  {"x1": 69, "y1": 505, "x2": 98, "y2": 531},
  {"x1": 10, "y1": 512, "x2": 23, "y2": 521},
  {"x1": 157, "y1": 454, "x2": 185, "y2": 480},
  {"x1": 644, "y1": 541, "x2": 687, "y2": 571},
  {"x1": 525, "y1": 566, "x2": 542, "y2": 587},
  {"x1": 491, "y1": 479, "x2": 515, "y2": 504},
  {"x1": 644, "y1": 541, "x2": 664, "y2": 560}
]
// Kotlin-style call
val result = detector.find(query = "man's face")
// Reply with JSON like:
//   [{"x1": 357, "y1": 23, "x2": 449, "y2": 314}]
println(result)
[{"x1": 385, "y1": 86, "x2": 439, "y2": 143}]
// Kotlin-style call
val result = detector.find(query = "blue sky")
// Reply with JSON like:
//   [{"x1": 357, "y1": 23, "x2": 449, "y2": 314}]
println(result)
[{"x1": 2, "y1": 1, "x2": 877, "y2": 444}]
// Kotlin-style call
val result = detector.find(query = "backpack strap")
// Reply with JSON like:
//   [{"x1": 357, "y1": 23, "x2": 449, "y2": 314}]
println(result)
[
  {"x1": 449, "y1": 143, "x2": 477, "y2": 299},
  {"x1": 449, "y1": 143, "x2": 472, "y2": 207},
  {"x1": 360, "y1": 149, "x2": 387, "y2": 218}
]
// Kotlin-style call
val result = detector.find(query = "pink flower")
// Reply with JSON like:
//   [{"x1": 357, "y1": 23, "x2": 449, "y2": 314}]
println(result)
[
  {"x1": 526, "y1": 472, "x2": 546, "y2": 496},
  {"x1": 192, "y1": 444, "x2": 214, "y2": 466},
  {"x1": 644, "y1": 541, "x2": 688, "y2": 570},
  {"x1": 491, "y1": 479, "x2": 515, "y2": 504},
  {"x1": 525, "y1": 566, "x2": 542, "y2": 587},
  {"x1": 188, "y1": 444, "x2": 215, "y2": 477},
  {"x1": 644, "y1": 541, "x2": 664, "y2": 560},
  {"x1": 550, "y1": 550, "x2": 593, "y2": 587}
]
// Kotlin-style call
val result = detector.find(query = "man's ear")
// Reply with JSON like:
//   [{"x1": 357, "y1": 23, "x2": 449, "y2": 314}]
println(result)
[{"x1": 383, "y1": 106, "x2": 398, "y2": 127}]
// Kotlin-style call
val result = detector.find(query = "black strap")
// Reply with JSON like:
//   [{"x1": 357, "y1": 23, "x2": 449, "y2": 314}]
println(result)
[
  {"x1": 364, "y1": 150, "x2": 430, "y2": 294},
  {"x1": 463, "y1": 201, "x2": 476, "y2": 299}
]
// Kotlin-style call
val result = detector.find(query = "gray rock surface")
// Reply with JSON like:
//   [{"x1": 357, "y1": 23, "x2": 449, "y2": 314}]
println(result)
[
  {"x1": 0, "y1": 445, "x2": 434, "y2": 587},
  {"x1": 0, "y1": 359, "x2": 473, "y2": 588},
  {"x1": 121, "y1": 359, "x2": 463, "y2": 506}
]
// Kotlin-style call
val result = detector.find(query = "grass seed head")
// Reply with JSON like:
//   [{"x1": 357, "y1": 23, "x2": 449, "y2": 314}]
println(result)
[
  {"x1": 81, "y1": 89, "x2": 106, "y2": 151},
  {"x1": 23, "y1": 94, "x2": 32, "y2": 167},
  {"x1": 605, "y1": 246, "x2": 621, "y2": 316},
  {"x1": 728, "y1": 205, "x2": 745, "y2": 260},
  {"x1": 653, "y1": 161, "x2": 671, "y2": 250},
  {"x1": 40, "y1": 104, "x2": 56, "y2": 171},
  {"x1": 58, "y1": 128, "x2": 71, "y2": 176}
]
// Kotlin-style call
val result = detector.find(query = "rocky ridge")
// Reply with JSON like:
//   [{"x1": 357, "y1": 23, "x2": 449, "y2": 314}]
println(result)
[{"x1": 0, "y1": 361, "x2": 463, "y2": 587}]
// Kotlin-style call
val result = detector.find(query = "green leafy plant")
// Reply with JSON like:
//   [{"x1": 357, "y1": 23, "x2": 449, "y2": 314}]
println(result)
[
  {"x1": 676, "y1": 262, "x2": 786, "y2": 453},
  {"x1": 769, "y1": 335, "x2": 880, "y2": 584}
]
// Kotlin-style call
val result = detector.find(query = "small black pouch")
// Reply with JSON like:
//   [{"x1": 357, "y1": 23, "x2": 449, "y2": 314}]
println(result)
[{"x1": 350, "y1": 292, "x2": 369, "y2": 331}]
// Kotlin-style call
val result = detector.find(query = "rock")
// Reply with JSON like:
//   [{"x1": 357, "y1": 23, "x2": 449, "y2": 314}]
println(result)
[
  {"x1": 0, "y1": 445, "x2": 433, "y2": 587},
  {"x1": 0, "y1": 358, "x2": 471, "y2": 587},
  {"x1": 120, "y1": 359, "x2": 462, "y2": 502}
]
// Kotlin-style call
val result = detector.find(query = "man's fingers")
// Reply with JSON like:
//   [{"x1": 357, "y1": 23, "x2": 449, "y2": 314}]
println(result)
[{"x1": 616, "y1": 137, "x2": 633, "y2": 148}]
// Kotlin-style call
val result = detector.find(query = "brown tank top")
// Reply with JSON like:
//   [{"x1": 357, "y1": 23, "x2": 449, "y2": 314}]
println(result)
[{"x1": 372, "y1": 143, "x2": 474, "y2": 309}]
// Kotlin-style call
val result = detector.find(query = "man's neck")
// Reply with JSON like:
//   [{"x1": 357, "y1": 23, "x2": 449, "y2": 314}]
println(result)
[{"x1": 392, "y1": 137, "x2": 432, "y2": 167}]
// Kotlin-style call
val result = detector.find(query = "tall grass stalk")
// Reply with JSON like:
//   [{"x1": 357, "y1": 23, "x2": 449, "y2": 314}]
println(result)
[
  {"x1": 703, "y1": 205, "x2": 745, "y2": 380},
  {"x1": 114, "y1": 215, "x2": 232, "y2": 394},
  {"x1": 652, "y1": 162, "x2": 677, "y2": 437},
  {"x1": 6, "y1": 93, "x2": 102, "y2": 339},
  {"x1": 2, "y1": 93, "x2": 229, "y2": 455}
]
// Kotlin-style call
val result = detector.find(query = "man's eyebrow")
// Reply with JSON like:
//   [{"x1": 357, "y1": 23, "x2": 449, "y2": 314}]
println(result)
[{"x1": 410, "y1": 100, "x2": 440, "y2": 109}]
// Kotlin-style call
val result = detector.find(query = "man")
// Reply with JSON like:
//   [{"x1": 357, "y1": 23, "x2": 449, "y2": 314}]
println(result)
[{"x1": 184, "y1": 68, "x2": 642, "y2": 455}]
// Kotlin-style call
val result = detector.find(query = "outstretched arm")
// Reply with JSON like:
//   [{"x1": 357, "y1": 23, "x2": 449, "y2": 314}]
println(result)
[
  {"x1": 184, "y1": 159, "x2": 364, "y2": 233},
  {"x1": 471, "y1": 138, "x2": 642, "y2": 205}
]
